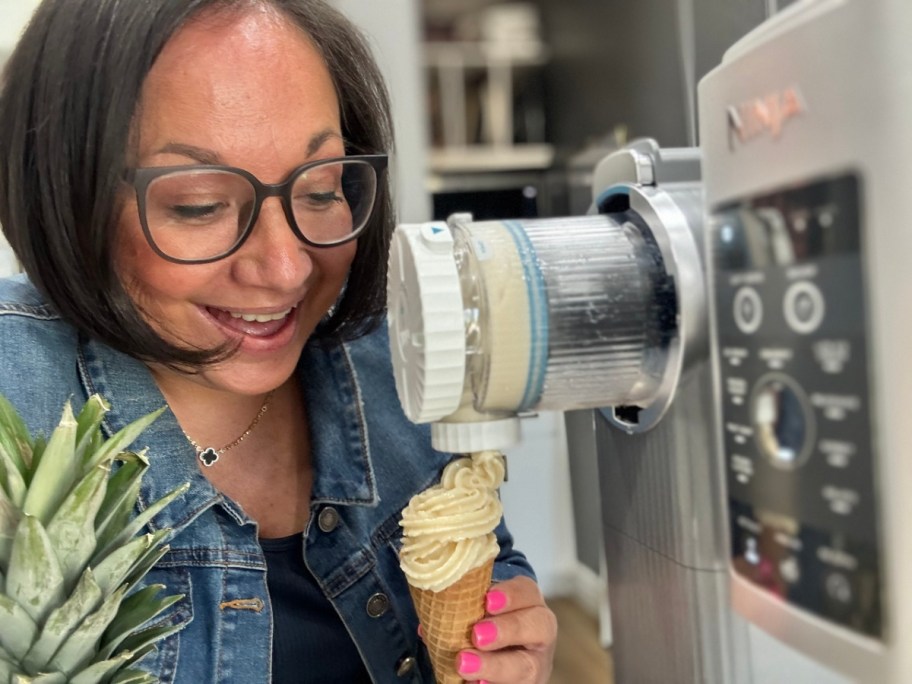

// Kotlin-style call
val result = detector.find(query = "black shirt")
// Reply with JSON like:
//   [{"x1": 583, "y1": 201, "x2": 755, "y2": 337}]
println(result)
[{"x1": 261, "y1": 533, "x2": 372, "y2": 683}]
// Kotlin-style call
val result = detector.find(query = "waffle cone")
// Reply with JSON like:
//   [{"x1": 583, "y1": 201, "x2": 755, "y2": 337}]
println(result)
[{"x1": 409, "y1": 559, "x2": 494, "y2": 684}]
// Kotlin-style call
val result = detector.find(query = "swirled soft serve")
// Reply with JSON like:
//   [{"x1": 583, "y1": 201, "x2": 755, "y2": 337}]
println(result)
[{"x1": 399, "y1": 450, "x2": 505, "y2": 592}]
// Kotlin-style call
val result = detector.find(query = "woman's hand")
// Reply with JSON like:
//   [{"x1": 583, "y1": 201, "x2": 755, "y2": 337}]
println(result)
[{"x1": 455, "y1": 575, "x2": 557, "y2": 683}]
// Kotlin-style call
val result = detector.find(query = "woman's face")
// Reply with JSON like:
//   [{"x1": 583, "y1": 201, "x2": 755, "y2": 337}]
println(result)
[{"x1": 115, "y1": 8, "x2": 354, "y2": 396}]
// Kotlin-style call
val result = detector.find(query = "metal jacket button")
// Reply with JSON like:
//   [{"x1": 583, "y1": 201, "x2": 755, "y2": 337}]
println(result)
[
  {"x1": 395, "y1": 655, "x2": 416, "y2": 677},
  {"x1": 366, "y1": 592, "x2": 390, "y2": 618},
  {"x1": 318, "y1": 506, "x2": 339, "y2": 533}
]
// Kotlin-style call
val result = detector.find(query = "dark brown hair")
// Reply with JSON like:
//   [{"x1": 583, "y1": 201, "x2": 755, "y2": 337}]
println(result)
[{"x1": 0, "y1": 0, "x2": 394, "y2": 366}]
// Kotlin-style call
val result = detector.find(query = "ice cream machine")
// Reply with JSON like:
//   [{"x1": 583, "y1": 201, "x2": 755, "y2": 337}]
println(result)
[{"x1": 388, "y1": 0, "x2": 912, "y2": 681}]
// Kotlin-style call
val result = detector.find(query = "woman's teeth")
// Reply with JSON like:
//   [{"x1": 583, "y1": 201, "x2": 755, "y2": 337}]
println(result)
[{"x1": 229, "y1": 309, "x2": 292, "y2": 323}]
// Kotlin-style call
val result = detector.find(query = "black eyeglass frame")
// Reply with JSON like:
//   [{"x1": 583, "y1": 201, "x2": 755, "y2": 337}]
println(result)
[{"x1": 128, "y1": 154, "x2": 389, "y2": 264}]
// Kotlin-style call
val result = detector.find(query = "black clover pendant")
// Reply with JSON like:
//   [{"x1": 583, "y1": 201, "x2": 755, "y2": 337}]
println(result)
[{"x1": 199, "y1": 447, "x2": 220, "y2": 467}]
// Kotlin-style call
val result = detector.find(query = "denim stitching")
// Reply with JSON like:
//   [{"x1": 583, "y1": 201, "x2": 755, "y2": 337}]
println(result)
[
  {"x1": 340, "y1": 342, "x2": 377, "y2": 497},
  {"x1": 0, "y1": 302, "x2": 58, "y2": 319}
]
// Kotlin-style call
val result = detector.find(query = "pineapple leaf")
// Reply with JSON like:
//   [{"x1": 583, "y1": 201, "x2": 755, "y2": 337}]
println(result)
[
  {"x1": 0, "y1": 645, "x2": 14, "y2": 680},
  {"x1": 0, "y1": 482, "x2": 21, "y2": 567},
  {"x1": 0, "y1": 592, "x2": 39, "y2": 661},
  {"x1": 110, "y1": 668, "x2": 157, "y2": 684},
  {"x1": 0, "y1": 442, "x2": 27, "y2": 508},
  {"x1": 0, "y1": 394, "x2": 186, "y2": 684},
  {"x1": 0, "y1": 392, "x2": 31, "y2": 473},
  {"x1": 126, "y1": 643, "x2": 156, "y2": 663},
  {"x1": 46, "y1": 465, "x2": 109, "y2": 590},
  {"x1": 27, "y1": 435, "x2": 47, "y2": 480},
  {"x1": 22, "y1": 402, "x2": 78, "y2": 525},
  {"x1": 74, "y1": 395, "x2": 111, "y2": 467},
  {"x1": 93, "y1": 455, "x2": 147, "y2": 554},
  {"x1": 84, "y1": 408, "x2": 166, "y2": 472},
  {"x1": 49, "y1": 585, "x2": 127, "y2": 675},
  {"x1": 122, "y1": 531, "x2": 171, "y2": 589},
  {"x1": 99, "y1": 585, "x2": 183, "y2": 661},
  {"x1": 6, "y1": 515, "x2": 65, "y2": 624},
  {"x1": 93, "y1": 482, "x2": 188, "y2": 564},
  {"x1": 13, "y1": 672, "x2": 67, "y2": 683},
  {"x1": 92, "y1": 535, "x2": 155, "y2": 598},
  {"x1": 68, "y1": 649, "x2": 133, "y2": 684},
  {"x1": 112, "y1": 620, "x2": 185, "y2": 663},
  {"x1": 21, "y1": 569, "x2": 103, "y2": 675}
]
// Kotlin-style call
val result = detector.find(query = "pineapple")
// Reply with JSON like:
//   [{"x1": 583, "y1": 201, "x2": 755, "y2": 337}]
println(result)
[{"x1": 0, "y1": 392, "x2": 189, "y2": 684}]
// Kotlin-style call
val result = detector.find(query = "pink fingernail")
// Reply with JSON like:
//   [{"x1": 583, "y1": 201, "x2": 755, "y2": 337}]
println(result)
[
  {"x1": 486, "y1": 590, "x2": 507, "y2": 613},
  {"x1": 473, "y1": 620, "x2": 498, "y2": 647},
  {"x1": 457, "y1": 651, "x2": 481, "y2": 675}
]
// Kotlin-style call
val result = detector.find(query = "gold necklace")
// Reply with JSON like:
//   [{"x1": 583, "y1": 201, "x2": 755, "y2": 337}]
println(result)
[{"x1": 184, "y1": 390, "x2": 274, "y2": 467}]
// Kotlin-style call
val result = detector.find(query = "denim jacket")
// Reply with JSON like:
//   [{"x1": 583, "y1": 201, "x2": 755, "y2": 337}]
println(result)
[{"x1": 0, "y1": 276, "x2": 534, "y2": 683}]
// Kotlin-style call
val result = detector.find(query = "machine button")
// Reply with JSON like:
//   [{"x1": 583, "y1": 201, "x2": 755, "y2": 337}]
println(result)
[
  {"x1": 784, "y1": 281, "x2": 825, "y2": 334},
  {"x1": 751, "y1": 374, "x2": 813, "y2": 469},
  {"x1": 733, "y1": 287, "x2": 763, "y2": 334},
  {"x1": 367, "y1": 592, "x2": 390, "y2": 618},
  {"x1": 744, "y1": 537, "x2": 761, "y2": 565},
  {"x1": 396, "y1": 656, "x2": 417, "y2": 677},
  {"x1": 813, "y1": 339, "x2": 851, "y2": 374},
  {"x1": 318, "y1": 507, "x2": 340, "y2": 533},
  {"x1": 825, "y1": 572, "x2": 853, "y2": 605},
  {"x1": 779, "y1": 556, "x2": 801, "y2": 585}
]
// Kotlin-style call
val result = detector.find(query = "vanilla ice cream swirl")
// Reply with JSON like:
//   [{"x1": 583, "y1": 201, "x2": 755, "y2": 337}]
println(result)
[{"x1": 399, "y1": 451, "x2": 506, "y2": 591}]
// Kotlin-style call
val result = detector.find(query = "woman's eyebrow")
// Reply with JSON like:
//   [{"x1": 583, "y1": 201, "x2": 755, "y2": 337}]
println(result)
[
  {"x1": 152, "y1": 130, "x2": 342, "y2": 165},
  {"x1": 305, "y1": 129, "x2": 343, "y2": 157},
  {"x1": 153, "y1": 143, "x2": 221, "y2": 165}
]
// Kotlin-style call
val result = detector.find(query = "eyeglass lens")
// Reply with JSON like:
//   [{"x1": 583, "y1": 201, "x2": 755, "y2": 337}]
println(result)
[{"x1": 143, "y1": 159, "x2": 377, "y2": 262}]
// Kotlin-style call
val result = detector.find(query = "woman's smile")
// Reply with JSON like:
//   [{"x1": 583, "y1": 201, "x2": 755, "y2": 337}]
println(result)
[{"x1": 203, "y1": 303, "x2": 300, "y2": 346}]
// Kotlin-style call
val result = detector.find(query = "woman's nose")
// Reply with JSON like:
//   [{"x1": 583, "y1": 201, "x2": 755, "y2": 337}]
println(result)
[{"x1": 230, "y1": 198, "x2": 313, "y2": 288}]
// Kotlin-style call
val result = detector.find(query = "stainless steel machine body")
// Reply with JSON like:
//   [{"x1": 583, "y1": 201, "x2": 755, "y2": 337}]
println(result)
[
  {"x1": 698, "y1": 0, "x2": 912, "y2": 680},
  {"x1": 589, "y1": 143, "x2": 753, "y2": 683}
]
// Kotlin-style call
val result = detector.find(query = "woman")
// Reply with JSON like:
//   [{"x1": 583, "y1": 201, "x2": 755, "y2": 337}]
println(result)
[{"x1": 0, "y1": 0, "x2": 557, "y2": 682}]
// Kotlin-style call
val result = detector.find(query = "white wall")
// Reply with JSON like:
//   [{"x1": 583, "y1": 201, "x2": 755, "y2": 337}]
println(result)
[
  {"x1": 499, "y1": 412, "x2": 580, "y2": 598},
  {"x1": 0, "y1": 0, "x2": 40, "y2": 277},
  {"x1": 0, "y1": 0, "x2": 39, "y2": 54}
]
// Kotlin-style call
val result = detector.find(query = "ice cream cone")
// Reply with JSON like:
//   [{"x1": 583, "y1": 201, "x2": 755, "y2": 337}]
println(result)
[
  {"x1": 399, "y1": 452, "x2": 506, "y2": 682},
  {"x1": 409, "y1": 559, "x2": 494, "y2": 684}
]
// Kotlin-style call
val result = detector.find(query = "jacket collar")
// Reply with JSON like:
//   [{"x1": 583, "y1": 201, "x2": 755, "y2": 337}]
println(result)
[
  {"x1": 77, "y1": 333, "x2": 378, "y2": 538},
  {"x1": 298, "y1": 338, "x2": 378, "y2": 507}
]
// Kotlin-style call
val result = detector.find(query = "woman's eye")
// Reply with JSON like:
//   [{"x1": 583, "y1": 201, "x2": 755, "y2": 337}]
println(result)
[
  {"x1": 168, "y1": 202, "x2": 225, "y2": 221},
  {"x1": 299, "y1": 192, "x2": 344, "y2": 208}
]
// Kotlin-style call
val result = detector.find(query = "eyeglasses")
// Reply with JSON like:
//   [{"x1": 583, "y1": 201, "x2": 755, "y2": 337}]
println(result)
[{"x1": 129, "y1": 154, "x2": 388, "y2": 264}]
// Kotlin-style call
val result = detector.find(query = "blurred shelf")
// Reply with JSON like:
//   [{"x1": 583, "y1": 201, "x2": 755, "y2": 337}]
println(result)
[
  {"x1": 429, "y1": 144, "x2": 554, "y2": 174},
  {"x1": 424, "y1": 39, "x2": 549, "y2": 151},
  {"x1": 424, "y1": 40, "x2": 550, "y2": 67}
]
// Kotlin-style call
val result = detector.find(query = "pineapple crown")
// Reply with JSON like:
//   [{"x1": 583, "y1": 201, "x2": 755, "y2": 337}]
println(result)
[{"x1": 0, "y1": 393, "x2": 189, "y2": 684}]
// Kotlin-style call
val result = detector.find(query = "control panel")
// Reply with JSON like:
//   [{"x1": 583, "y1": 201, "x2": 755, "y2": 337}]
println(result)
[{"x1": 712, "y1": 174, "x2": 883, "y2": 638}]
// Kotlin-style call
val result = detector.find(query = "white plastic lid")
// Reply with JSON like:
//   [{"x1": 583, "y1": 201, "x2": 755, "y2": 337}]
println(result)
[
  {"x1": 431, "y1": 416, "x2": 522, "y2": 453},
  {"x1": 387, "y1": 222, "x2": 467, "y2": 423}
]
